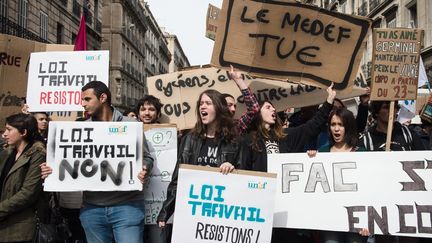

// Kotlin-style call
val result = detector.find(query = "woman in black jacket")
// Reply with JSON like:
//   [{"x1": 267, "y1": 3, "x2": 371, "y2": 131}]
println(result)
[
  {"x1": 240, "y1": 84, "x2": 336, "y2": 172},
  {"x1": 157, "y1": 89, "x2": 241, "y2": 228},
  {"x1": 240, "y1": 84, "x2": 335, "y2": 243}
]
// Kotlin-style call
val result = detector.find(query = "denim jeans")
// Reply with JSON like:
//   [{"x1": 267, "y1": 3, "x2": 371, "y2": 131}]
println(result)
[{"x1": 79, "y1": 201, "x2": 145, "y2": 243}]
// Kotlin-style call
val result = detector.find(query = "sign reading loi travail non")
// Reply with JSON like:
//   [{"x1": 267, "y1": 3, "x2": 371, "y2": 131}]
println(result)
[
  {"x1": 44, "y1": 121, "x2": 143, "y2": 191},
  {"x1": 26, "y1": 50, "x2": 109, "y2": 112},
  {"x1": 147, "y1": 67, "x2": 367, "y2": 130},
  {"x1": 371, "y1": 28, "x2": 422, "y2": 101},
  {"x1": 268, "y1": 151, "x2": 432, "y2": 238},
  {"x1": 211, "y1": 0, "x2": 370, "y2": 90},
  {"x1": 171, "y1": 165, "x2": 276, "y2": 243}
]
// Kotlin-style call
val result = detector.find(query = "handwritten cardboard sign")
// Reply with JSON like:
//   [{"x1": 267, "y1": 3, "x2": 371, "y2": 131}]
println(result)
[
  {"x1": 26, "y1": 50, "x2": 109, "y2": 112},
  {"x1": 268, "y1": 151, "x2": 432, "y2": 238},
  {"x1": 0, "y1": 34, "x2": 73, "y2": 127},
  {"x1": 147, "y1": 66, "x2": 367, "y2": 130},
  {"x1": 206, "y1": 4, "x2": 221, "y2": 41},
  {"x1": 371, "y1": 28, "x2": 423, "y2": 101},
  {"x1": 211, "y1": 0, "x2": 370, "y2": 89},
  {"x1": 171, "y1": 165, "x2": 276, "y2": 243},
  {"x1": 44, "y1": 121, "x2": 143, "y2": 191}
]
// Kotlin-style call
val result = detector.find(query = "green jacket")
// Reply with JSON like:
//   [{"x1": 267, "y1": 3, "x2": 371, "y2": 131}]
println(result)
[{"x1": 0, "y1": 141, "x2": 46, "y2": 242}]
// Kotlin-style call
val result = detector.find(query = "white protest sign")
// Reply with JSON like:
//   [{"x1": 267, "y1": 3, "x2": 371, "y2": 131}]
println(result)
[
  {"x1": 268, "y1": 151, "x2": 432, "y2": 238},
  {"x1": 45, "y1": 121, "x2": 143, "y2": 191},
  {"x1": 171, "y1": 164, "x2": 276, "y2": 243},
  {"x1": 143, "y1": 124, "x2": 177, "y2": 224},
  {"x1": 26, "y1": 50, "x2": 109, "y2": 112}
]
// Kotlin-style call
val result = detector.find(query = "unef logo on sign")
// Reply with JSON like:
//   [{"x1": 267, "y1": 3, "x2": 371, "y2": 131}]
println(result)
[
  {"x1": 108, "y1": 125, "x2": 127, "y2": 134},
  {"x1": 85, "y1": 54, "x2": 102, "y2": 61},
  {"x1": 248, "y1": 181, "x2": 268, "y2": 190}
]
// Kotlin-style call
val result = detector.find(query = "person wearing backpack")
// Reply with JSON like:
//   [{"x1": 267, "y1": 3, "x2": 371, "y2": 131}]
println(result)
[{"x1": 360, "y1": 101, "x2": 425, "y2": 151}]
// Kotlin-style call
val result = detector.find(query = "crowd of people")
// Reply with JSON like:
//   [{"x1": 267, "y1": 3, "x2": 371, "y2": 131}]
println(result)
[{"x1": 0, "y1": 65, "x2": 431, "y2": 243}]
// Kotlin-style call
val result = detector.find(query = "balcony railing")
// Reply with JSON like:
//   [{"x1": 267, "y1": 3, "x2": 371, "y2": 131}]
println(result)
[
  {"x1": 358, "y1": 2, "x2": 368, "y2": 16},
  {"x1": 95, "y1": 19, "x2": 102, "y2": 33},
  {"x1": 0, "y1": 16, "x2": 48, "y2": 43}
]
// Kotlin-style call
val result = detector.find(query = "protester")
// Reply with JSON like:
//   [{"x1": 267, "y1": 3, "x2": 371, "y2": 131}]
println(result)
[
  {"x1": 361, "y1": 101, "x2": 425, "y2": 151},
  {"x1": 135, "y1": 95, "x2": 167, "y2": 243},
  {"x1": 360, "y1": 101, "x2": 425, "y2": 243},
  {"x1": 307, "y1": 108, "x2": 373, "y2": 243},
  {"x1": 32, "y1": 112, "x2": 49, "y2": 144},
  {"x1": 123, "y1": 108, "x2": 138, "y2": 120},
  {"x1": 0, "y1": 113, "x2": 47, "y2": 242},
  {"x1": 41, "y1": 81, "x2": 153, "y2": 243},
  {"x1": 136, "y1": 95, "x2": 163, "y2": 124},
  {"x1": 240, "y1": 84, "x2": 335, "y2": 243},
  {"x1": 156, "y1": 89, "x2": 241, "y2": 230},
  {"x1": 222, "y1": 65, "x2": 260, "y2": 134}
]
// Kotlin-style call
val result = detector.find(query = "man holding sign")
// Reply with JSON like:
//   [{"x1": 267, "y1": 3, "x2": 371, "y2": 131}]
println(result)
[{"x1": 42, "y1": 81, "x2": 154, "y2": 243}]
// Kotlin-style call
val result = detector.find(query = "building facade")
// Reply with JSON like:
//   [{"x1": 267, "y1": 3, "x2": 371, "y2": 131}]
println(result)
[
  {"x1": 0, "y1": 0, "x2": 102, "y2": 49},
  {"x1": 102, "y1": 0, "x2": 172, "y2": 111},
  {"x1": 164, "y1": 32, "x2": 190, "y2": 72},
  {"x1": 304, "y1": 0, "x2": 432, "y2": 84}
]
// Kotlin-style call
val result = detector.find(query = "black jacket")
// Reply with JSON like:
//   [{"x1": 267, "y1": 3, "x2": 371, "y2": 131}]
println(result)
[
  {"x1": 157, "y1": 132, "x2": 241, "y2": 222},
  {"x1": 240, "y1": 102, "x2": 332, "y2": 172},
  {"x1": 360, "y1": 122, "x2": 425, "y2": 151}
]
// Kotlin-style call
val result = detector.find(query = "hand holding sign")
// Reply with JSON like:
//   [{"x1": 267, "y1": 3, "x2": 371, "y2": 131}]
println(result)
[
  {"x1": 138, "y1": 165, "x2": 150, "y2": 184},
  {"x1": 326, "y1": 83, "x2": 337, "y2": 104}
]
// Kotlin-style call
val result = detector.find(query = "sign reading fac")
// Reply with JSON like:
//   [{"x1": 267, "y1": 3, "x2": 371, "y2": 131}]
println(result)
[
  {"x1": 44, "y1": 121, "x2": 143, "y2": 191},
  {"x1": 211, "y1": 0, "x2": 370, "y2": 89},
  {"x1": 171, "y1": 165, "x2": 276, "y2": 243},
  {"x1": 371, "y1": 28, "x2": 422, "y2": 100},
  {"x1": 26, "y1": 50, "x2": 109, "y2": 112},
  {"x1": 268, "y1": 151, "x2": 432, "y2": 238}
]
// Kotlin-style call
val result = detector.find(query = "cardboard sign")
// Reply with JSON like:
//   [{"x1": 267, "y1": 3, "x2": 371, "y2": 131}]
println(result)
[
  {"x1": 147, "y1": 66, "x2": 367, "y2": 130},
  {"x1": 26, "y1": 50, "x2": 109, "y2": 112},
  {"x1": 267, "y1": 151, "x2": 432, "y2": 238},
  {"x1": 206, "y1": 4, "x2": 221, "y2": 41},
  {"x1": 0, "y1": 34, "x2": 73, "y2": 127},
  {"x1": 211, "y1": 0, "x2": 370, "y2": 89},
  {"x1": 44, "y1": 121, "x2": 143, "y2": 191},
  {"x1": 143, "y1": 124, "x2": 177, "y2": 224},
  {"x1": 171, "y1": 164, "x2": 276, "y2": 243},
  {"x1": 371, "y1": 28, "x2": 423, "y2": 101}
]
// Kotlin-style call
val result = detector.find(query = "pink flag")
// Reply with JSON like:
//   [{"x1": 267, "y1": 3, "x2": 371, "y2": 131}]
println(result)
[{"x1": 74, "y1": 15, "x2": 87, "y2": 51}]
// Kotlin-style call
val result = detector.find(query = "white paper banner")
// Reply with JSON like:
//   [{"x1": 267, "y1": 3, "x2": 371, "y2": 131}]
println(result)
[
  {"x1": 45, "y1": 121, "x2": 143, "y2": 191},
  {"x1": 27, "y1": 50, "x2": 109, "y2": 112},
  {"x1": 171, "y1": 165, "x2": 276, "y2": 243},
  {"x1": 143, "y1": 124, "x2": 177, "y2": 224},
  {"x1": 268, "y1": 151, "x2": 432, "y2": 238}
]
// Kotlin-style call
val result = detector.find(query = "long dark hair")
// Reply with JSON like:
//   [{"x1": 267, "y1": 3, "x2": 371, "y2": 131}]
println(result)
[
  {"x1": 5, "y1": 113, "x2": 41, "y2": 144},
  {"x1": 250, "y1": 101, "x2": 286, "y2": 152},
  {"x1": 192, "y1": 89, "x2": 237, "y2": 141},
  {"x1": 328, "y1": 108, "x2": 357, "y2": 148}
]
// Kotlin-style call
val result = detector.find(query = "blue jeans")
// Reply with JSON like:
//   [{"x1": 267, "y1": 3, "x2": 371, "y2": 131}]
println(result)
[{"x1": 80, "y1": 201, "x2": 145, "y2": 243}]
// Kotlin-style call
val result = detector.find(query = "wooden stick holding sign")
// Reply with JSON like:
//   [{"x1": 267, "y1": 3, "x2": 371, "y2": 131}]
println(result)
[{"x1": 385, "y1": 101, "x2": 395, "y2": 151}]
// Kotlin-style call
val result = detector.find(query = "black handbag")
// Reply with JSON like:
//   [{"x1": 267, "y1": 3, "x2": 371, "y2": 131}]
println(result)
[{"x1": 33, "y1": 193, "x2": 71, "y2": 243}]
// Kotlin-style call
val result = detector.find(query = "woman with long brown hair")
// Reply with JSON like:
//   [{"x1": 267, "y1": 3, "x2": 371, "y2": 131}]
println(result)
[{"x1": 157, "y1": 89, "x2": 241, "y2": 229}]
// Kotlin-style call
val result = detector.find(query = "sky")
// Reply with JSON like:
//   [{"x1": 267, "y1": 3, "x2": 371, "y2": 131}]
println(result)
[{"x1": 145, "y1": 0, "x2": 222, "y2": 66}]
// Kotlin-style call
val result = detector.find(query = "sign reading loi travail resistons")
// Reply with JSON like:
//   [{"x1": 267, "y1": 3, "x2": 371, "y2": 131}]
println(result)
[{"x1": 371, "y1": 28, "x2": 423, "y2": 101}]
